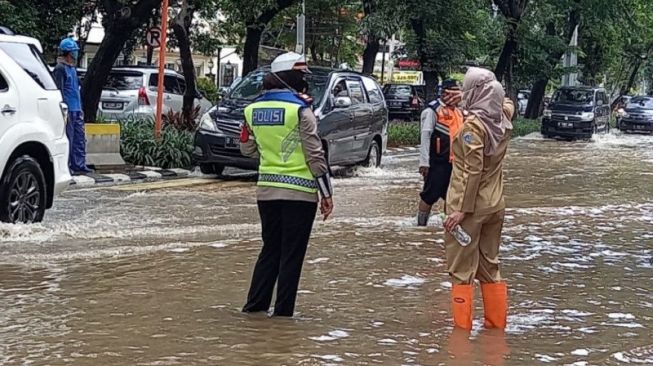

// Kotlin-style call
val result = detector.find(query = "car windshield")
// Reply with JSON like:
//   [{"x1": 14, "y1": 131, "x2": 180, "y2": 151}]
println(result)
[
  {"x1": 553, "y1": 89, "x2": 594, "y2": 105},
  {"x1": 229, "y1": 69, "x2": 329, "y2": 106},
  {"x1": 627, "y1": 97, "x2": 653, "y2": 109},
  {"x1": 385, "y1": 85, "x2": 413, "y2": 96},
  {"x1": 105, "y1": 71, "x2": 144, "y2": 90}
]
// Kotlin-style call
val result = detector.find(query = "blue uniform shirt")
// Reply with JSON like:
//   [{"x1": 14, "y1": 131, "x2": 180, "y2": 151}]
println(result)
[{"x1": 53, "y1": 62, "x2": 82, "y2": 112}]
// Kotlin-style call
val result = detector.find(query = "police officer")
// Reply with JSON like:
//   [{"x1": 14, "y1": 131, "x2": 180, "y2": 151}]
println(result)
[
  {"x1": 53, "y1": 37, "x2": 91, "y2": 175},
  {"x1": 240, "y1": 52, "x2": 334, "y2": 317},
  {"x1": 416, "y1": 80, "x2": 463, "y2": 226},
  {"x1": 443, "y1": 67, "x2": 514, "y2": 331}
]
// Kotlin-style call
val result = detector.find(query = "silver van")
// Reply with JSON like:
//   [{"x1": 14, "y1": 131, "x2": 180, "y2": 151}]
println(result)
[{"x1": 97, "y1": 66, "x2": 212, "y2": 121}]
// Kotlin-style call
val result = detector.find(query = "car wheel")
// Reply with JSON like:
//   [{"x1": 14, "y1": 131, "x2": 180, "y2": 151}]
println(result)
[
  {"x1": 199, "y1": 163, "x2": 225, "y2": 176},
  {"x1": 0, "y1": 156, "x2": 47, "y2": 224},
  {"x1": 363, "y1": 141, "x2": 382, "y2": 168}
]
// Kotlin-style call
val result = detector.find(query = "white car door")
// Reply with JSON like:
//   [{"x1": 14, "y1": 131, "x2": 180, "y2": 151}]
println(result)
[{"x1": 0, "y1": 64, "x2": 19, "y2": 145}]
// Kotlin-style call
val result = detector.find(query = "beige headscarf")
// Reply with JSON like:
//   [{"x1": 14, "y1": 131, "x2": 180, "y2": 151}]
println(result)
[{"x1": 462, "y1": 67, "x2": 513, "y2": 156}]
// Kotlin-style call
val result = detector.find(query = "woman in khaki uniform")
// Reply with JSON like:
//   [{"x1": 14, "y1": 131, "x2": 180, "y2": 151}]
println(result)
[{"x1": 443, "y1": 67, "x2": 514, "y2": 331}]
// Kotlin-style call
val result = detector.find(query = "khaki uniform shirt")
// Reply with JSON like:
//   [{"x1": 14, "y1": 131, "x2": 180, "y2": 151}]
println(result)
[{"x1": 446, "y1": 116, "x2": 510, "y2": 216}]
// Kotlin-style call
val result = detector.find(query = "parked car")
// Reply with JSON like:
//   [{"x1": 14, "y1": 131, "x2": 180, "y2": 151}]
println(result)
[
  {"x1": 97, "y1": 66, "x2": 212, "y2": 122},
  {"x1": 541, "y1": 86, "x2": 611, "y2": 140},
  {"x1": 382, "y1": 83, "x2": 424, "y2": 120},
  {"x1": 517, "y1": 90, "x2": 530, "y2": 116},
  {"x1": 617, "y1": 96, "x2": 653, "y2": 134},
  {"x1": 193, "y1": 66, "x2": 388, "y2": 175},
  {"x1": 0, "y1": 30, "x2": 71, "y2": 223}
]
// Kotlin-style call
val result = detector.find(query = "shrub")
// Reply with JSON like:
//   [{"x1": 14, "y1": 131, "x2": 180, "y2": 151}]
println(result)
[
  {"x1": 164, "y1": 106, "x2": 201, "y2": 132},
  {"x1": 197, "y1": 77, "x2": 219, "y2": 104},
  {"x1": 120, "y1": 118, "x2": 194, "y2": 169},
  {"x1": 511, "y1": 117, "x2": 540, "y2": 137},
  {"x1": 388, "y1": 121, "x2": 420, "y2": 147}
]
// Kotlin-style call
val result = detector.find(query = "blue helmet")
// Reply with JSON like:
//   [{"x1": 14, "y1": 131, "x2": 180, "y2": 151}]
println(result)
[{"x1": 59, "y1": 37, "x2": 79, "y2": 52}]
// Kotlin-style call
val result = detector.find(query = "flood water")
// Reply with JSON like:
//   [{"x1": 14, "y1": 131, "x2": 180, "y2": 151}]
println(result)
[{"x1": 1, "y1": 132, "x2": 652, "y2": 365}]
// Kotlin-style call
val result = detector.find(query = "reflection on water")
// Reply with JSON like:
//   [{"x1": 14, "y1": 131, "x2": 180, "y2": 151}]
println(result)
[{"x1": 1, "y1": 132, "x2": 652, "y2": 365}]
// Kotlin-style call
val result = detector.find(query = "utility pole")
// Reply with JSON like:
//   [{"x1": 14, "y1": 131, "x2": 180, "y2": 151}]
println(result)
[{"x1": 296, "y1": 0, "x2": 306, "y2": 55}]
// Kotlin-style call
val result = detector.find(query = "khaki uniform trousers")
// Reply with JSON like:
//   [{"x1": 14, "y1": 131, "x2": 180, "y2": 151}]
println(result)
[{"x1": 445, "y1": 210, "x2": 505, "y2": 285}]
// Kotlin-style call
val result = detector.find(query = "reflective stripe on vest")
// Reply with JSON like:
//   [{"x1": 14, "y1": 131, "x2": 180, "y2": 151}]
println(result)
[{"x1": 244, "y1": 100, "x2": 317, "y2": 194}]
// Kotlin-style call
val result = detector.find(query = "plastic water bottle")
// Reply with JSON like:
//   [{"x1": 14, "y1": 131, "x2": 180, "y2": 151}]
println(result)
[{"x1": 438, "y1": 213, "x2": 472, "y2": 246}]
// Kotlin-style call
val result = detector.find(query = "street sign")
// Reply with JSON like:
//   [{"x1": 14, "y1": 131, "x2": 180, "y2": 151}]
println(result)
[{"x1": 146, "y1": 27, "x2": 162, "y2": 48}]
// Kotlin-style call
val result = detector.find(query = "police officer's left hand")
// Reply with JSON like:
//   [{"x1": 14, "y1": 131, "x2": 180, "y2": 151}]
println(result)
[
  {"x1": 444, "y1": 211, "x2": 466, "y2": 233},
  {"x1": 320, "y1": 197, "x2": 333, "y2": 221}
]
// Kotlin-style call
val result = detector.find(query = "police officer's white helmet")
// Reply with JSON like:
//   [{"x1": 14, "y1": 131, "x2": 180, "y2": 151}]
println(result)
[{"x1": 271, "y1": 52, "x2": 311, "y2": 74}]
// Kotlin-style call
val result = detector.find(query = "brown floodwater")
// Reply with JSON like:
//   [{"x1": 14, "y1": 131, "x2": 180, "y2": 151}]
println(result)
[{"x1": 1, "y1": 132, "x2": 652, "y2": 365}]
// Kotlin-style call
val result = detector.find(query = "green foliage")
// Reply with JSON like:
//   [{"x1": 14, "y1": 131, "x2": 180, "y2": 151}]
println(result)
[
  {"x1": 388, "y1": 122, "x2": 420, "y2": 147},
  {"x1": 0, "y1": 0, "x2": 83, "y2": 60},
  {"x1": 196, "y1": 77, "x2": 220, "y2": 104},
  {"x1": 120, "y1": 118, "x2": 194, "y2": 169},
  {"x1": 512, "y1": 117, "x2": 540, "y2": 137}
]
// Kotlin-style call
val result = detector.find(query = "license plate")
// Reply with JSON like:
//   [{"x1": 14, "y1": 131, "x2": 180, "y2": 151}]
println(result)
[
  {"x1": 102, "y1": 102, "x2": 123, "y2": 110},
  {"x1": 390, "y1": 101, "x2": 402, "y2": 107},
  {"x1": 635, "y1": 125, "x2": 647, "y2": 130},
  {"x1": 558, "y1": 122, "x2": 574, "y2": 128},
  {"x1": 224, "y1": 136, "x2": 239, "y2": 148}
]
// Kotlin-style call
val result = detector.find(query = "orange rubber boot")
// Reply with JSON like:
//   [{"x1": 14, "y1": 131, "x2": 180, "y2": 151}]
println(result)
[
  {"x1": 481, "y1": 282, "x2": 508, "y2": 329},
  {"x1": 451, "y1": 284, "x2": 473, "y2": 330}
]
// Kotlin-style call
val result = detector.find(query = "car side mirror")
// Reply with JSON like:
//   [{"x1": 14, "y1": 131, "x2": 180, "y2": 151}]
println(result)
[{"x1": 334, "y1": 96, "x2": 352, "y2": 109}]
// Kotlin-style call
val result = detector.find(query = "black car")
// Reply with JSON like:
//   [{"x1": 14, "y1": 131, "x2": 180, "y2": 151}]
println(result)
[
  {"x1": 617, "y1": 96, "x2": 653, "y2": 134},
  {"x1": 193, "y1": 66, "x2": 389, "y2": 175},
  {"x1": 541, "y1": 86, "x2": 611, "y2": 140},
  {"x1": 382, "y1": 84, "x2": 424, "y2": 120}
]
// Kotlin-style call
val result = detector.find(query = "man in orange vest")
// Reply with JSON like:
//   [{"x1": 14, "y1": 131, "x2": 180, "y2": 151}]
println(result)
[{"x1": 417, "y1": 80, "x2": 464, "y2": 226}]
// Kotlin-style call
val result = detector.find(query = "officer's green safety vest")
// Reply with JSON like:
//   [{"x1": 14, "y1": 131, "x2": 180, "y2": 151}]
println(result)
[{"x1": 244, "y1": 99, "x2": 317, "y2": 194}]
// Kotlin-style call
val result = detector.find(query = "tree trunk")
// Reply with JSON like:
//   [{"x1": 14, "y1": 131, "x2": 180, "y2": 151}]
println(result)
[
  {"x1": 171, "y1": 2, "x2": 197, "y2": 125},
  {"x1": 81, "y1": 0, "x2": 160, "y2": 122},
  {"x1": 621, "y1": 60, "x2": 641, "y2": 96},
  {"x1": 81, "y1": 27, "x2": 134, "y2": 122},
  {"x1": 524, "y1": 78, "x2": 548, "y2": 119},
  {"x1": 494, "y1": 24, "x2": 517, "y2": 83},
  {"x1": 361, "y1": 37, "x2": 379, "y2": 75},
  {"x1": 242, "y1": 26, "x2": 263, "y2": 76},
  {"x1": 424, "y1": 71, "x2": 438, "y2": 102}
]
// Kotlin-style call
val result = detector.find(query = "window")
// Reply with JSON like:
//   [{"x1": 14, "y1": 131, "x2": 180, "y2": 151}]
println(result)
[
  {"x1": 0, "y1": 41, "x2": 57, "y2": 90},
  {"x1": 627, "y1": 96, "x2": 653, "y2": 109},
  {"x1": 362, "y1": 77, "x2": 383, "y2": 104},
  {"x1": 332, "y1": 79, "x2": 349, "y2": 98},
  {"x1": 149, "y1": 74, "x2": 182, "y2": 94},
  {"x1": 346, "y1": 79, "x2": 366, "y2": 104},
  {"x1": 105, "y1": 71, "x2": 143, "y2": 91},
  {"x1": 596, "y1": 91, "x2": 606, "y2": 105},
  {"x1": 177, "y1": 77, "x2": 186, "y2": 94},
  {"x1": 0, "y1": 72, "x2": 8, "y2": 92}
]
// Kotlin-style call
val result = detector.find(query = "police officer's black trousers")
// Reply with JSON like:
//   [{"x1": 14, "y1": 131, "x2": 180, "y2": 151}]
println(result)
[{"x1": 243, "y1": 200, "x2": 318, "y2": 317}]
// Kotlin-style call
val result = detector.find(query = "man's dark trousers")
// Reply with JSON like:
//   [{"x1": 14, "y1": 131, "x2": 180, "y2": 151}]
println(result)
[{"x1": 243, "y1": 200, "x2": 318, "y2": 316}]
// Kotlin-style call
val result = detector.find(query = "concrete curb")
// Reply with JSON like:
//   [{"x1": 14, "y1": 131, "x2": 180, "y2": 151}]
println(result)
[
  {"x1": 70, "y1": 168, "x2": 192, "y2": 188},
  {"x1": 384, "y1": 145, "x2": 419, "y2": 155}
]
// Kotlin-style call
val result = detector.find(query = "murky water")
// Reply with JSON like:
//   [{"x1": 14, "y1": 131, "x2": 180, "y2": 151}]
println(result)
[{"x1": 1, "y1": 132, "x2": 652, "y2": 365}]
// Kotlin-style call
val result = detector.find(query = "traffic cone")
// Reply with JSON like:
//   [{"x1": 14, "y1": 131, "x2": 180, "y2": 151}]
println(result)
[
  {"x1": 451, "y1": 284, "x2": 473, "y2": 330},
  {"x1": 481, "y1": 282, "x2": 508, "y2": 329}
]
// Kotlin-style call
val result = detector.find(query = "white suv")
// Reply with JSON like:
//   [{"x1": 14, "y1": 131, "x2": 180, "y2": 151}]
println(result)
[{"x1": 0, "y1": 30, "x2": 71, "y2": 223}]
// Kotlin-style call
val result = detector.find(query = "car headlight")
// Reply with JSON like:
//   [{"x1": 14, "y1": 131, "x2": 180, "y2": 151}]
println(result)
[
  {"x1": 543, "y1": 109, "x2": 552, "y2": 118},
  {"x1": 580, "y1": 112, "x2": 595, "y2": 121},
  {"x1": 217, "y1": 106, "x2": 231, "y2": 113},
  {"x1": 199, "y1": 112, "x2": 219, "y2": 132}
]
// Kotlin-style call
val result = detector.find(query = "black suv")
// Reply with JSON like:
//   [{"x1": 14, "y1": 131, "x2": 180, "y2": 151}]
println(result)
[
  {"x1": 617, "y1": 96, "x2": 653, "y2": 134},
  {"x1": 541, "y1": 86, "x2": 611, "y2": 140},
  {"x1": 382, "y1": 84, "x2": 425, "y2": 120},
  {"x1": 193, "y1": 67, "x2": 388, "y2": 174}
]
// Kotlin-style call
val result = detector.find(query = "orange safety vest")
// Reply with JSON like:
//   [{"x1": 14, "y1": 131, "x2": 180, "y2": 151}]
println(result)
[{"x1": 431, "y1": 104, "x2": 464, "y2": 163}]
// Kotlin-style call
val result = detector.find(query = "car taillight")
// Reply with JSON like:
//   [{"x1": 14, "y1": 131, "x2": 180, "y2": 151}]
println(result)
[
  {"x1": 138, "y1": 87, "x2": 150, "y2": 106},
  {"x1": 411, "y1": 97, "x2": 419, "y2": 107}
]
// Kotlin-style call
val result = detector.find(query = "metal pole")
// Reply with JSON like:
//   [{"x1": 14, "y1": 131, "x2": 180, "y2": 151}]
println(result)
[
  {"x1": 155, "y1": 0, "x2": 169, "y2": 140},
  {"x1": 381, "y1": 40, "x2": 387, "y2": 84},
  {"x1": 216, "y1": 47, "x2": 222, "y2": 89}
]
